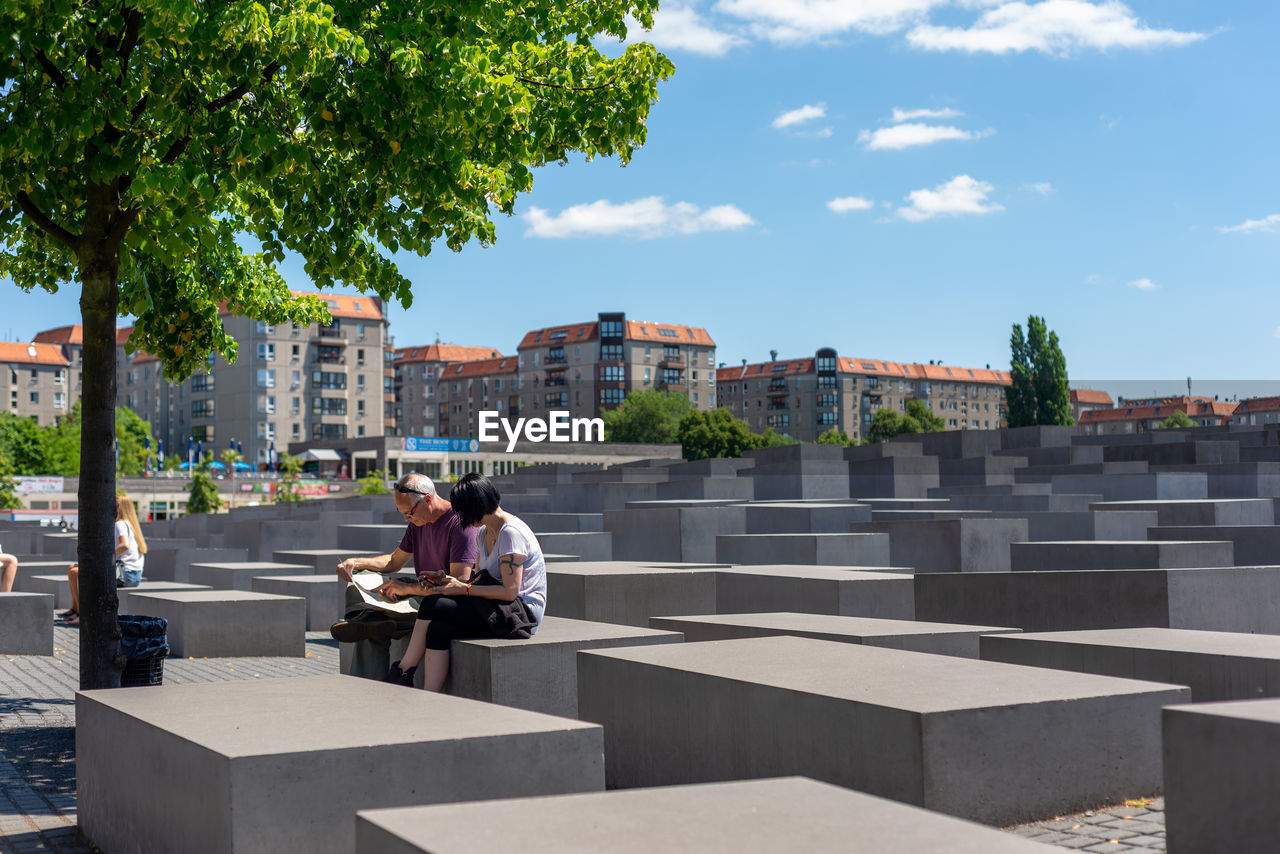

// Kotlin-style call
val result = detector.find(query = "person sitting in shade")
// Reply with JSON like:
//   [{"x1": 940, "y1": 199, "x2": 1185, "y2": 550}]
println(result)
[
  {"x1": 64, "y1": 494, "x2": 147, "y2": 626},
  {"x1": 385, "y1": 472, "x2": 546, "y2": 691}
]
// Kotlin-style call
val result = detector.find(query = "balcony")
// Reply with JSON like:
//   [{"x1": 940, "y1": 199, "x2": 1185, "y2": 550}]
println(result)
[
  {"x1": 768, "y1": 380, "x2": 788, "y2": 394},
  {"x1": 659, "y1": 355, "x2": 684, "y2": 367},
  {"x1": 315, "y1": 327, "x2": 346, "y2": 341},
  {"x1": 767, "y1": 400, "x2": 788, "y2": 411},
  {"x1": 313, "y1": 354, "x2": 346, "y2": 365},
  {"x1": 545, "y1": 354, "x2": 567, "y2": 365},
  {"x1": 545, "y1": 376, "x2": 567, "y2": 387}
]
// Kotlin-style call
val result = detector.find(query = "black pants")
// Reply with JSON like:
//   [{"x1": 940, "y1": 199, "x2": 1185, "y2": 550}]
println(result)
[{"x1": 414, "y1": 599, "x2": 504, "y2": 650}]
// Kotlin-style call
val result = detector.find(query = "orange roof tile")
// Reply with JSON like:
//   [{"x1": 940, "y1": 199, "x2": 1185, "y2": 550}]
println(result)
[
  {"x1": 215, "y1": 291, "x2": 383, "y2": 321},
  {"x1": 1081, "y1": 400, "x2": 1234, "y2": 423},
  {"x1": 116, "y1": 326, "x2": 134, "y2": 346},
  {"x1": 395, "y1": 344, "x2": 502, "y2": 363},
  {"x1": 625, "y1": 321, "x2": 715, "y2": 347},
  {"x1": 0, "y1": 342, "x2": 70, "y2": 366},
  {"x1": 1234, "y1": 396, "x2": 1280, "y2": 413},
  {"x1": 1070, "y1": 389, "x2": 1114, "y2": 405},
  {"x1": 519, "y1": 322, "x2": 598, "y2": 349},
  {"x1": 717, "y1": 355, "x2": 1010, "y2": 385},
  {"x1": 33, "y1": 325, "x2": 83, "y2": 346},
  {"x1": 444, "y1": 356, "x2": 519, "y2": 378}
]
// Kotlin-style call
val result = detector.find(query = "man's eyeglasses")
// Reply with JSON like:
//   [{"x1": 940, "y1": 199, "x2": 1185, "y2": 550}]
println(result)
[{"x1": 396, "y1": 486, "x2": 431, "y2": 518}]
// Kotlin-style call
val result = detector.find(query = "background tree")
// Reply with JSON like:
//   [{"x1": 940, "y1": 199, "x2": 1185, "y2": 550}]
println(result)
[
  {"x1": 0, "y1": 449, "x2": 22, "y2": 510},
  {"x1": 0, "y1": 413, "x2": 48, "y2": 474},
  {"x1": 678, "y1": 408, "x2": 758, "y2": 460},
  {"x1": 753, "y1": 427, "x2": 798, "y2": 448},
  {"x1": 115, "y1": 407, "x2": 154, "y2": 476},
  {"x1": 185, "y1": 466, "x2": 222, "y2": 515},
  {"x1": 867, "y1": 409, "x2": 905, "y2": 444},
  {"x1": 357, "y1": 468, "x2": 390, "y2": 495},
  {"x1": 1005, "y1": 315, "x2": 1073, "y2": 427},
  {"x1": 275, "y1": 453, "x2": 304, "y2": 504},
  {"x1": 2, "y1": 2, "x2": 671, "y2": 688},
  {"x1": 905, "y1": 399, "x2": 945, "y2": 432},
  {"x1": 1158, "y1": 410, "x2": 1195, "y2": 429},
  {"x1": 602, "y1": 390, "x2": 694, "y2": 444},
  {"x1": 817, "y1": 428, "x2": 855, "y2": 447}
]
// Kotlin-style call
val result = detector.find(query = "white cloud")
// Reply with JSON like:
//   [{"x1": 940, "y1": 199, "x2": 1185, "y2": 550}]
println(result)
[
  {"x1": 773, "y1": 103, "x2": 827, "y2": 128},
  {"x1": 827, "y1": 196, "x2": 875, "y2": 213},
  {"x1": 1026, "y1": 181, "x2": 1055, "y2": 195},
  {"x1": 1127, "y1": 277, "x2": 1160, "y2": 291},
  {"x1": 858, "y1": 122, "x2": 994, "y2": 150},
  {"x1": 524, "y1": 197, "x2": 755, "y2": 239},
  {"x1": 1218, "y1": 214, "x2": 1280, "y2": 235},
  {"x1": 891, "y1": 106, "x2": 963, "y2": 122},
  {"x1": 907, "y1": 1, "x2": 1208, "y2": 55},
  {"x1": 896, "y1": 175, "x2": 1004, "y2": 222},
  {"x1": 1087, "y1": 273, "x2": 1101, "y2": 283},
  {"x1": 626, "y1": 6, "x2": 746, "y2": 56},
  {"x1": 1272, "y1": 326, "x2": 1280, "y2": 340},
  {"x1": 716, "y1": 0, "x2": 947, "y2": 44}
]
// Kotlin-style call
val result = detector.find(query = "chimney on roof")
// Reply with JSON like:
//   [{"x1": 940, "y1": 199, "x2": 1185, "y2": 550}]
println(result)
[
  {"x1": 741, "y1": 359, "x2": 747, "y2": 367},
  {"x1": 769, "y1": 349, "x2": 778, "y2": 362}
]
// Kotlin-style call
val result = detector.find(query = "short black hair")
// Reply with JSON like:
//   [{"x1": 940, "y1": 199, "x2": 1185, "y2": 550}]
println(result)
[{"x1": 449, "y1": 472, "x2": 501, "y2": 526}]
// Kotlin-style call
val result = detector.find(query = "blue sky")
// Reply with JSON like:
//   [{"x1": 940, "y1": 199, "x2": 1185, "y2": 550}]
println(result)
[{"x1": 7, "y1": 0, "x2": 1279, "y2": 385}]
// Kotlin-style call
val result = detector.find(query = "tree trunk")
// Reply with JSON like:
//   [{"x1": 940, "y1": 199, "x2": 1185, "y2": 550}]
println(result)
[{"x1": 77, "y1": 252, "x2": 122, "y2": 690}]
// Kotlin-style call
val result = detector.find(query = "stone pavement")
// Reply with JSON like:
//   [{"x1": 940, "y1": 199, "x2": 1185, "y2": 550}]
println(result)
[{"x1": 1, "y1": 626, "x2": 1169, "y2": 853}]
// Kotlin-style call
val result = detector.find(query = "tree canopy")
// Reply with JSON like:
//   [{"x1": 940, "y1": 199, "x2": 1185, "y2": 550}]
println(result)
[
  {"x1": 2, "y1": 0, "x2": 673, "y2": 689},
  {"x1": 678, "y1": 408, "x2": 799, "y2": 460},
  {"x1": 1006, "y1": 315, "x2": 1073, "y2": 428},
  {"x1": 865, "y1": 399, "x2": 947, "y2": 443},
  {"x1": 602, "y1": 390, "x2": 694, "y2": 444},
  {"x1": 1158, "y1": 410, "x2": 1195, "y2": 429}
]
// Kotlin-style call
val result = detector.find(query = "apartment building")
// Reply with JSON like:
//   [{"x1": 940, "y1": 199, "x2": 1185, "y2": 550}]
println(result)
[
  {"x1": 517, "y1": 312, "x2": 717, "y2": 421},
  {"x1": 0, "y1": 342, "x2": 72, "y2": 426},
  {"x1": 1231, "y1": 396, "x2": 1280, "y2": 426},
  {"x1": 1069, "y1": 388, "x2": 1114, "y2": 424},
  {"x1": 716, "y1": 349, "x2": 1010, "y2": 443},
  {"x1": 393, "y1": 343, "x2": 503, "y2": 437},
  {"x1": 436, "y1": 355, "x2": 520, "y2": 438},
  {"x1": 31, "y1": 325, "x2": 84, "y2": 398},
  {"x1": 1078, "y1": 396, "x2": 1235, "y2": 435},
  {"x1": 123, "y1": 293, "x2": 387, "y2": 467}
]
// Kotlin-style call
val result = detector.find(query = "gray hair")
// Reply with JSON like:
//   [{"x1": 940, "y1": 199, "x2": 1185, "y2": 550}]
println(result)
[{"x1": 396, "y1": 473, "x2": 436, "y2": 496}]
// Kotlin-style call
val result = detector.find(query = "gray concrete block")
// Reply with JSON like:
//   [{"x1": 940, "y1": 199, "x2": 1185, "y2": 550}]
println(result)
[
  {"x1": 1010, "y1": 540, "x2": 1234, "y2": 571},
  {"x1": 11, "y1": 561, "x2": 73, "y2": 594},
  {"x1": 851, "y1": 518, "x2": 1027, "y2": 573},
  {"x1": 604, "y1": 505, "x2": 747, "y2": 563},
  {"x1": 117, "y1": 582, "x2": 212, "y2": 614},
  {"x1": 534, "y1": 531, "x2": 612, "y2": 561},
  {"x1": 1089, "y1": 498, "x2": 1274, "y2": 527},
  {"x1": 124, "y1": 590, "x2": 307, "y2": 657},
  {"x1": 1051, "y1": 472, "x2": 1208, "y2": 500},
  {"x1": 144, "y1": 546, "x2": 250, "y2": 582},
  {"x1": 653, "y1": 476, "x2": 755, "y2": 501},
  {"x1": 847, "y1": 455, "x2": 940, "y2": 498},
  {"x1": 742, "y1": 501, "x2": 872, "y2": 533},
  {"x1": 1163, "y1": 699, "x2": 1280, "y2": 854},
  {"x1": 250, "y1": 575, "x2": 346, "y2": 630},
  {"x1": 982, "y1": 628, "x2": 1280, "y2": 701},
  {"x1": 546, "y1": 564, "x2": 719, "y2": 627},
  {"x1": 715, "y1": 532, "x2": 890, "y2": 566},
  {"x1": 517, "y1": 513, "x2": 604, "y2": 533},
  {"x1": 222, "y1": 518, "x2": 333, "y2": 561},
  {"x1": 25, "y1": 575, "x2": 73, "y2": 609},
  {"x1": 447, "y1": 616, "x2": 682, "y2": 718},
  {"x1": 915, "y1": 567, "x2": 1280, "y2": 633},
  {"x1": 40, "y1": 531, "x2": 79, "y2": 559},
  {"x1": 187, "y1": 561, "x2": 316, "y2": 591},
  {"x1": 335, "y1": 523, "x2": 409, "y2": 552},
  {"x1": 650, "y1": 612, "x2": 1017, "y2": 657},
  {"x1": 578, "y1": 636, "x2": 1186, "y2": 824},
  {"x1": 76, "y1": 674, "x2": 605, "y2": 854},
  {"x1": 0, "y1": 593, "x2": 54, "y2": 655},
  {"x1": 1147, "y1": 525, "x2": 1280, "y2": 566},
  {"x1": 271, "y1": 549, "x2": 384, "y2": 573},
  {"x1": 713, "y1": 566, "x2": 915, "y2": 619},
  {"x1": 355, "y1": 777, "x2": 1060, "y2": 854}
]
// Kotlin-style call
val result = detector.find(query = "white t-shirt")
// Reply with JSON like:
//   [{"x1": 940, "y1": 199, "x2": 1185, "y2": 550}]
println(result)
[
  {"x1": 115, "y1": 520, "x2": 144, "y2": 575},
  {"x1": 476, "y1": 516, "x2": 546, "y2": 627}
]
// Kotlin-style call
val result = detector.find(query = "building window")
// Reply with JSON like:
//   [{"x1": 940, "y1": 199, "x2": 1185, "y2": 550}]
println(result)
[
  {"x1": 357, "y1": 374, "x2": 365, "y2": 389},
  {"x1": 818, "y1": 393, "x2": 837, "y2": 408},
  {"x1": 192, "y1": 399, "x2": 215, "y2": 418},
  {"x1": 256, "y1": 369, "x2": 275, "y2": 388},
  {"x1": 357, "y1": 399, "x2": 365, "y2": 414},
  {"x1": 192, "y1": 373, "x2": 215, "y2": 392},
  {"x1": 257, "y1": 422, "x2": 275, "y2": 440},
  {"x1": 192, "y1": 425, "x2": 215, "y2": 442},
  {"x1": 600, "y1": 344, "x2": 623, "y2": 361},
  {"x1": 600, "y1": 388, "x2": 625, "y2": 405},
  {"x1": 257, "y1": 395, "x2": 276, "y2": 414},
  {"x1": 54, "y1": 392, "x2": 66, "y2": 409},
  {"x1": 600, "y1": 320, "x2": 623, "y2": 337},
  {"x1": 312, "y1": 398, "x2": 347, "y2": 416},
  {"x1": 312, "y1": 371, "x2": 347, "y2": 390},
  {"x1": 256, "y1": 321, "x2": 275, "y2": 334},
  {"x1": 312, "y1": 423, "x2": 347, "y2": 440},
  {"x1": 29, "y1": 392, "x2": 39, "y2": 404},
  {"x1": 818, "y1": 411, "x2": 836, "y2": 425},
  {"x1": 599, "y1": 365, "x2": 625, "y2": 382},
  {"x1": 257, "y1": 343, "x2": 275, "y2": 361},
  {"x1": 545, "y1": 392, "x2": 568, "y2": 408}
]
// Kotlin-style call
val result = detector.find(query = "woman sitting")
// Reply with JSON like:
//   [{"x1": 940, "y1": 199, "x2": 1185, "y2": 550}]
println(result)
[
  {"x1": 0, "y1": 550, "x2": 17, "y2": 593},
  {"x1": 387, "y1": 472, "x2": 546, "y2": 691},
  {"x1": 65, "y1": 494, "x2": 148, "y2": 626}
]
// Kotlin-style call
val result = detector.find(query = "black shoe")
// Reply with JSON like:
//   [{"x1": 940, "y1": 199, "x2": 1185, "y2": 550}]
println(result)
[
  {"x1": 329, "y1": 611, "x2": 399, "y2": 643},
  {"x1": 383, "y1": 659, "x2": 417, "y2": 687}
]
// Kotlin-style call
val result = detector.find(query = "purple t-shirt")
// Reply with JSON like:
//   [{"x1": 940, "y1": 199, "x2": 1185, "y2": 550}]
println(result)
[{"x1": 397, "y1": 509, "x2": 477, "y2": 582}]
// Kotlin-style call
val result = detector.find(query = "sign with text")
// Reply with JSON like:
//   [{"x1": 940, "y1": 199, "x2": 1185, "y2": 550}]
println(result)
[
  {"x1": 15, "y1": 476, "x2": 64, "y2": 495},
  {"x1": 402, "y1": 437, "x2": 480, "y2": 453}
]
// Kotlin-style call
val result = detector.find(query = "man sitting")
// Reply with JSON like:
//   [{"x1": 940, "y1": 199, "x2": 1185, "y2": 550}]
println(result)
[{"x1": 332, "y1": 473, "x2": 476, "y2": 679}]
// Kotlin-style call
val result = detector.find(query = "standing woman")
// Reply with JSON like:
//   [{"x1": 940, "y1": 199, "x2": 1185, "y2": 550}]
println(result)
[
  {"x1": 65, "y1": 494, "x2": 148, "y2": 626},
  {"x1": 388, "y1": 472, "x2": 547, "y2": 691}
]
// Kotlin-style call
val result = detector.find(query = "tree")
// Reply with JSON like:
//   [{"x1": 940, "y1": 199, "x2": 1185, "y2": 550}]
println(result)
[
  {"x1": 357, "y1": 468, "x2": 390, "y2": 495},
  {"x1": 904, "y1": 399, "x2": 945, "y2": 432},
  {"x1": 1005, "y1": 316, "x2": 1073, "y2": 428},
  {"x1": 115, "y1": 406, "x2": 154, "y2": 476},
  {"x1": 3, "y1": 3, "x2": 671, "y2": 688},
  {"x1": 679, "y1": 409, "x2": 759, "y2": 460},
  {"x1": 0, "y1": 412, "x2": 48, "y2": 474},
  {"x1": 185, "y1": 468, "x2": 222, "y2": 515},
  {"x1": 1158, "y1": 410, "x2": 1195, "y2": 429},
  {"x1": 817, "y1": 428, "x2": 855, "y2": 446},
  {"x1": 0, "y1": 448, "x2": 22, "y2": 510},
  {"x1": 275, "y1": 453, "x2": 304, "y2": 504},
  {"x1": 753, "y1": 427, "x2": 798, "y2": 448},
  {"x1": 867, "y1": 409, "x2": 904, "y2": 444},
  {"x1": 602, "y1": 390, "x2": 694, "y2": 444}
]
